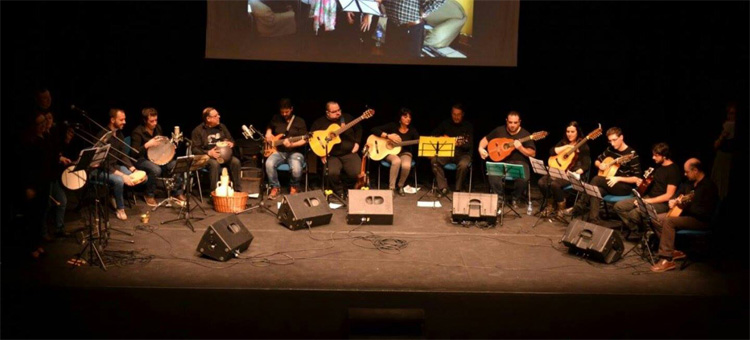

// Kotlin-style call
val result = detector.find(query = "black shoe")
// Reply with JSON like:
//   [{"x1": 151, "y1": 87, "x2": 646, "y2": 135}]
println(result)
[{"x1": 397, "y1": 187, "x2": 405, "y2": 196}]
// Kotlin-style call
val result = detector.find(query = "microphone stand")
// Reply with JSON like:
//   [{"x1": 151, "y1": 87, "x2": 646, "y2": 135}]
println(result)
[
  {"x1": 322, "y1": 136, "x2": 347, "y2": 207},
  {"x1": 73, "y1": 105, "x2": 140, "y2": 157}
]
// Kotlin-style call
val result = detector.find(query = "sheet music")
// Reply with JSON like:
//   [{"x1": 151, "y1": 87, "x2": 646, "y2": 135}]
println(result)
[
  {"x1": 548, "y1": 167, "x2": 567, "y2": 180},
  {"x1": 338, "y1": 0, "x2": 381, "y2": 15},
  {"x1": 529, "y1": 157, "x2": 548, "y2": 176},
  {"x1": 583, "y1": 183, "x2": 603, "y2": 199}
]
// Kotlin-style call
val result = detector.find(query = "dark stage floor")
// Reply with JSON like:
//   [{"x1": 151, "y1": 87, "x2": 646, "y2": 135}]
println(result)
[{"x1": 2, "y1": 187, "x2": 748, "y2": 338}]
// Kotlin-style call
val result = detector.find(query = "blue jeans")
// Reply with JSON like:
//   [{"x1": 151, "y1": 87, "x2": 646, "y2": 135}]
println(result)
[
  {"x1": 93, "y1": 165, "x2": 131, "y2": 209},
  {"x1": 265, "y1": 152, "x2": 304, "y2": 188},
  {"x1": 136, "y1": 159, "x2": 184, "y2": 197}
]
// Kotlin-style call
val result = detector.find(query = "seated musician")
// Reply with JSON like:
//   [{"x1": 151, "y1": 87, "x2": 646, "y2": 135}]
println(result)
[
  {"x1": 264, "y1": 98, "x2": 308, "y2": 199},
  {"x1": 650, "y1": 158, "x2": 718, "y2": 272},
  {"x1": 131, "y1": 107, "x2": 185, "y2": 206},
  {"x1": 309, "y1": 101, "x2": 362, "y2": 200},
  {"x1": 370, "y1": 108, "x2": 419, "y2": 196},
  {"x1": 538, "y1": 121, "x2": 590, "y2": 219},
  {"x1": 567, "y1": 127, "x2": 641, "y2": 223},
  {"x1": 191, "y1": 107, "x2": 242, "y2": 198},
  {"x1": 94, "y1": 108, "x2": 139, "y2": 221},
  {"x1": 478, "y1": 111, "x2": 535, "y2": 208},
  {"x1": 431, "y1": 103, "x2": 473, "y2": 196},
  {"x1": 614, "y1": 142, "x2": 680, "y2": 237}
]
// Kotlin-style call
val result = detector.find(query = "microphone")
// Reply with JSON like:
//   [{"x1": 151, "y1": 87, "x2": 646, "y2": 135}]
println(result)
[
  {"x1": 242, "y1": 125, "x2": 253, "y2": 139},
  {"x1": 70, "y1": 105, "x2": 86, "y2": 114},
  {"x1": 171, "y1": 126, "x2": 182, "y2": 144}
]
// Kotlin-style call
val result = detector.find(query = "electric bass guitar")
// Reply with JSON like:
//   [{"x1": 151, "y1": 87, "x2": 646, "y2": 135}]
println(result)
[
  {"x1": 487, "y1": 131, "x2": 548, "y2": 162},
  {"x1": 263, "y1": 134, "x2": 309, "y2": 158},
  {"x1": 597, "y1": 152, "x2": 636, "y2": 178},
  {"x1": 365, "y1": 135, "x2": 420, "y2": 161},
  {"x1": 548, "y1": 124, "x2": 602, "y2": 170},
  {"x1": 667, "y1": 190, "x2": 695, "y2": 217},
  {"x1": 309, "y1": 109, "x2": 375, "y2": 157},
  {"x1": 636, "y1": 167, "x2": 655, "y2": 195}
]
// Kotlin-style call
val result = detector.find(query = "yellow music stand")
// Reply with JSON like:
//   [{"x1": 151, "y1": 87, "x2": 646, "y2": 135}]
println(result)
[{"x1": 418, "y1": 136, "x2": 456, "y2": 158}]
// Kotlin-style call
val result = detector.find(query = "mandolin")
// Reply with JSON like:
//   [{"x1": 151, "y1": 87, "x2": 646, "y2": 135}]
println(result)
[
  {"x1": 636, "y1": 167, "x2": 655, "y2": 195},
  {"x1": 310, "y1": 109, "x2": 375, "y2": 157},
  {"x1": 487, "y1": 131, "x2": 548, "y2": 162},
  {"x1": 263, "y1": 134, "x2": 309, "y2": 158},
  {"x1": 667, "y1": 191, "x2": 695, "y2": 217},
  {"x1": 365, "y1": 135, "x2": 420, "y2": 161},
  {"x1": 548, "y1": 124, "x2": 602, "y2": 171},
  {"x1": 355, "y1": 146, "x2": 370, "y2": 189},
  {"x1": 597, "y1": 152, "x2": 636, "y2": 178}
]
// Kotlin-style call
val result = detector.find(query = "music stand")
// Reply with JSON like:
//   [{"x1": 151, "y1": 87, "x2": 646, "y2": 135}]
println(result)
[
  {"x1": 339, "y1": 0, "x2": 381, "y2": 15},
  {"x1": 621, "y1": 189, "x2": 658, "y2": 265},
  {"x1": 162, "y1": 155, "x2": 207, "y2": 232},
  {"x1": 417, "y1": 136, "x2": 456, "y2": 204},
  {"x1": 486, "y1": 162, "x2": 525, "y2": 226},
  {"x1": 72, "y1": 145, "x2": 111, "y2": 270},
  {"x1": 529, "y1": 157, "x2": 555, "y2": 227},
  {"x1": 152, "y1": 156, "x2": 191, "y2": 212}
]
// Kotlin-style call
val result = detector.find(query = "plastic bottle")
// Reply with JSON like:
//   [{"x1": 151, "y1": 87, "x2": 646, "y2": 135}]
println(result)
[{"x1": 526, "y1": 203, "x2": 533, "y2": 215}]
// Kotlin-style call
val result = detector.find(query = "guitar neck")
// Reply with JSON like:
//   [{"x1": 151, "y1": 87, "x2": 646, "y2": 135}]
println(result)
[
  {"x1": 563, "y1": 138, "x2": 589, "y2": 157},
  {"x1": 396, "y1": 140, "x2": 420, "y2": 147},
  {"x1": 334, "y1": 115, "x2": 366, "y2": 136},
  {"x1": 272, "y1": 135, "x2": 305, "y2": 147}
]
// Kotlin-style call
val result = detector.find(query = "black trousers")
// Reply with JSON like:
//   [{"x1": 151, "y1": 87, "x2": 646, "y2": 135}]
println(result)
[{"x1": 326, "y1": 153, "x2": 361, "y2": 195}]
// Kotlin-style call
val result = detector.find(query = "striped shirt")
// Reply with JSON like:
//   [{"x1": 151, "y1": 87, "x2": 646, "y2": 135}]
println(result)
[
  {"x1": 383, "y1": 0, "x2": 446, "y2": 26},
  {"x1": 596, "y1": 146, "x2": 642, "y2": 178}
]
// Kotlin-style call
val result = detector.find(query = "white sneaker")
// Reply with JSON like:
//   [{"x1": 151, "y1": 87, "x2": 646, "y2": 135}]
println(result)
[{"x1": 116, "y1": 209, "x2": 127, "y2": 221}]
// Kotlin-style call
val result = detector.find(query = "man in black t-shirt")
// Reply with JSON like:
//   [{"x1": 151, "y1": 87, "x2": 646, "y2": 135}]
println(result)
[
  {"x1": 264, "y1": 98, "x2": 308, "y2": 199},
  {"x1": 478, "y1": 111, "x2": 536, "y2": 207},
  {"x1": 431, "y1": 104, "x2": 473, "y2": 195},
  {"x1": 614, "y1": 143, "x2": 680, "y2": 235},
  {"x1": 191, "y1": 107, "x2": 242, "y2": 195}
]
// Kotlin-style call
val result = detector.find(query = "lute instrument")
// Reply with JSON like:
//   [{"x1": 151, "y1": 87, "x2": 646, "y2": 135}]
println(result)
[{"x1": 488, "y1": 131, "x2": 548, "y2": 162}]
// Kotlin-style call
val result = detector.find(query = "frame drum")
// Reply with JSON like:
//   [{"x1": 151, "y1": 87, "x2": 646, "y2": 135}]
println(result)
[
  {"x1": 61, "y1": 165, "x2": 87, "y2": 190},
  {"x1": 147, "y1": 136, "x2": 176, "y2": 166}
]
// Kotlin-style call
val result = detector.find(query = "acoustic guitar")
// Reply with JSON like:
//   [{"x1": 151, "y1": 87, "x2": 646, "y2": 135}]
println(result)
[
  {"x1": 310, "y1": 109, "x2": 375, "y2": 157},
  {"x1": 487, "y1": 131, "x2": 548, "y2": 162},
  {"x1": 263, "y1": 134, "x2": 309, "y2": 158},
  {"x1": 667, "y1": 191, "x2": 695, "y2": 217},
  {"x1": 636, "y1": 167, "x2": 655, "y2": 195},
  {"x1": 355, "y1": 146, "x2": 370, "y2": 189},
  {"x1": 365, "y1": 135, "x2": 420, "y2": 161},
  {"x1": 548, "y1": 124, "x2": 602, "y2": 171},
  {"x1": 597, "y1": 152, "x2": 636, "y2": 178}
]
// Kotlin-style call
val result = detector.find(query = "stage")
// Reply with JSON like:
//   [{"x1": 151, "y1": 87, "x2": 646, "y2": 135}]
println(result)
[{"x1": 2, "y1": 188, "x2": 747, "y2": 338}]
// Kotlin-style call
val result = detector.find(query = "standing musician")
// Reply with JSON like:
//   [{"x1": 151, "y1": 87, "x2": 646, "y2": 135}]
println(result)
[
  {"x1": 131, "y1": 107, "x2": 185, "y2": 206},
  {"x1": 309, "y1": 101, "x2": 362, "y2": 199},
  {"x1": 650, "y1": 158, "x2": 718, "y2": 272},
  {"x1": 94, "y1": 108, "x2": 139, "y2": 221},
  {"x1": 567, "y1": 127, "x2": 641, "y2": 223},
  {"x1": 431, "y1": 103, "x2": 473, "y2": 196},
  {"x1": 538, "y1": 121, "x2": 590, "y2": 219},
  {"x1": 478, "y1": 111, "x2": 535, "y2": 208},
  {"x1": 614, "y1": 142, "x2": 680, "y2": 236},
  {"x1": 370, "y1": 108, "x2": 420, "y2": 196},
  {"x1": 264, "y1": 98, "x2": 308, "y2": 199},
  {"x1": 191, "y1": 107, "x2": 242, "y2": 197}
]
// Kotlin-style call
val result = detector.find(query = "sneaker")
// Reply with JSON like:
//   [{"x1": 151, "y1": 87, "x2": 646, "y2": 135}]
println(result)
[
  {"x1": 290, "y1": 186, "x2": 300, "y2": 195},
  {"x1": 268, "y1": 187, "x2": 281, "y2": 199},
  {"x1": 672, "y1": 250, "x2": 687, "y2": 261},
  {"x1": 650, "y1": 258, "x2": 676, "y2": 272},
  {"x1": 144, "y1": 195, "x2": 157, "y2": 207},
  {"x1": 116, "y1": 209, "x2": 127, "y2": 221}
]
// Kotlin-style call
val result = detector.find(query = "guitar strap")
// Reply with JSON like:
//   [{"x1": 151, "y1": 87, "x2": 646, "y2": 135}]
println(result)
[{"x1": 285, "y1": 115, "x2": 295, "y2": 136}]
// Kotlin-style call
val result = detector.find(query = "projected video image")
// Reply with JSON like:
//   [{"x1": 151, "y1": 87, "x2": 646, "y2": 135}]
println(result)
[{"x1": 206, "y1": 0, "x2": 519, "y2": 66}]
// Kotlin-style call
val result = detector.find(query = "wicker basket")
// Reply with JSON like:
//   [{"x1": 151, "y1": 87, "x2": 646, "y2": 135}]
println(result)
[{"x1": 211, "y1": 191, "x2": 248, "y2": 213}]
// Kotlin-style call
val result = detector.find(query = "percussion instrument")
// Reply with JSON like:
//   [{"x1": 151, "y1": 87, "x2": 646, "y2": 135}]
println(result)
[
  {"x1": 147, "y1": 136, "x2": 176, "y2": 166},
  {"x1": 129, "y1": 170, "x2": 148, "y2": 186},
  {"x1": 61, "y1": 165, "x2": 87, "y2": 190},
  {"x1": 189, "y1": 155, "x2": 210, "y2": 171},
  {"x1": 215, "y1": 141, "x2": 233, "y2": 164}
]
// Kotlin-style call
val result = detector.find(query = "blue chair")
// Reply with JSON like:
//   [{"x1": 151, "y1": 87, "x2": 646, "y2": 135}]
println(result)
[
  {"x1": 675, "y1": 200, "x2": 723, "y2": 269},
  {"x1": 275, "y1": 161, "x2": 309, "y2": 192},
  {"x1": 431, "y1": 161, "x2": 473, "y2": 193},
  {"x1": 602, "y1": 194, "x2": 634, "y2": 218},
  {"x1": 377, "y1": 159, "x2": 418, "y2": 190}
]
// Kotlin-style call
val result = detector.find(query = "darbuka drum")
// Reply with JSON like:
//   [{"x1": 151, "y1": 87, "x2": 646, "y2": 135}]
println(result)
[
  {"x1": 215, "y1": 141, "x2": 233, "y2": 164},
  {"x1": 147, "y1": 136, "x2": 175, "y2": 166},
  {"x1": 61, "y1": 165, "x2": 87, "y2": 190},
  {"x1": 129, "y1": 170, "x2": 148, "y2": 186}
]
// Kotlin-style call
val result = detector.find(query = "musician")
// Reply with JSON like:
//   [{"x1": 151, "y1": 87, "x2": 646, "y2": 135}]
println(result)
[
  {"x1": 191, "y1": 107, "x2": 242, "y2": 196},
  {"x1": 567, "y1": 127, "x2": 641, "y2": 223},
  {"x1": 309, "y1": 101, "x2": 362, "y2": 199},
  {"x1": 370, "y1": 108, "x2": 420, "y2": 196},
  {"x1": 20, "y1": 112, "x2": 53, "y2": 258},
  {"x1": 264, "y1": 98, "x2": 308, "y2": 199},
  {"x1": 94, "y1": 108, "x2": 139, "y2": 221},
  {"x1": 431, "y1": 103, "x2": 473, "y2": 196},
  {"x1": 43, "y1": 108, "x2": 76, "y2": 238},
  {"x1": 537, "y1": 121, "x2": 589, "y2": 218},
  {"x1": 131, "y1": 107, "x2": 185, "y2": 206},
  {"x1": 650, "y1": 158, "x2": 718, "y2": 272},
  {"x1": 613, "y1": 142, "x2": 680, "y2": 236},
  {"x1": 478, "y1": 111, "x2": 535, "y2": 207}
]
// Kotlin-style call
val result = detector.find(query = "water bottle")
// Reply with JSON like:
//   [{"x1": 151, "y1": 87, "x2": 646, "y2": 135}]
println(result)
[
  {"x1": 526, "y1": 202, "x2": 533, "y2": 215},
  {"x1": 375, "y1": 26, "x2": 383, "y2": 48}
]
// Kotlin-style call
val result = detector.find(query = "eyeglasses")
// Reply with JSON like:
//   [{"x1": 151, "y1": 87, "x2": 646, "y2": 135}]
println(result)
[{"x1": 328, "y1": 109, "x2": 341, "y2": 114}]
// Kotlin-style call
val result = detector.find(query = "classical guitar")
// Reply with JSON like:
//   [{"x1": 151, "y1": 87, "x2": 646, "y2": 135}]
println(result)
[
  {"x1": 636, "y1": 167, "x2": 655, "y2": 195},
  {"x1": 355, "y1": 146, "x2": 370, "y2": 189},
  {"x1": 310, "y1": 109, "x2": 375, "y2": 157},
  {"x1": 263, "y1": 134, "x2": 309, "y2": 158},
  {"x1": 597, "y1": 152, "x2": 636, "y2": 178},
  {"x1": 667, "y1": 191, "x2": 695, "y2": 217},
  {"x1": 548, "y1": 124, "x2": 602, "y2": 170},
  {"x1": 365, "y1": 135, "x2": 420, "y2": 161},
  {"x1": 487, "y1": 131, "x2": 548, "y2": 162}
]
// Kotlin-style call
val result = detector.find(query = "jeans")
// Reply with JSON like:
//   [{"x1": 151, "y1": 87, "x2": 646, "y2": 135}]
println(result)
[
  {"x1": 93, "y1": 165, "x2": 131, "y2": 210},
  {"x1": 265, "y1": 151, "x2": 304, "y2": 188},
  {"x1": 45, "y1": 180, "x2": 67, "y2": 234},
  {"x1": 136, "y1": 159, "x2": 184, "y2": 197}
]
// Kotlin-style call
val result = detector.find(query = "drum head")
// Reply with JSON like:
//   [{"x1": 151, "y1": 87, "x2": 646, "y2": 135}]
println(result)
[
  {"x1": 147, "y1": 136, "x2": 176, "y2": 165},
  {"x1": 61, "y1": 165, "x2": 87, "y2": 190}
]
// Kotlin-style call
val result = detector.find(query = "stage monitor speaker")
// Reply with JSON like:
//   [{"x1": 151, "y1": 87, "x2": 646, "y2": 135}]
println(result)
[
  {"x1": 196, "y1": 215, "x2": 254, "y2": 261},
  {"x1": 347, "y1": 189, "x2": 394, "y2": 225},
  {"x1": 451, "y1": 192, "x2": 498, "y2": 225},
  {"x1": 277, "y1": 190, "x2": 333, "y2": 230},
  {"x1": 561, "y1": 219, "x2": 624, "y2": 264}
]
